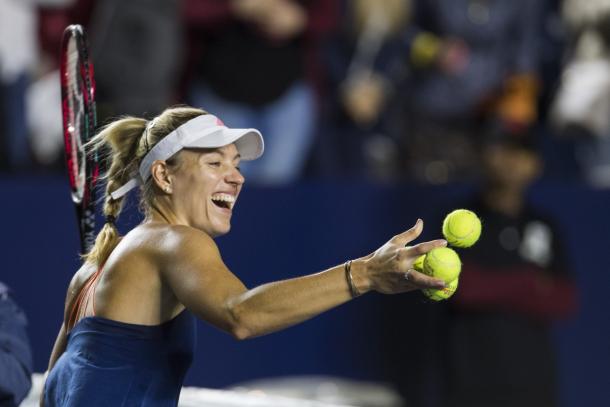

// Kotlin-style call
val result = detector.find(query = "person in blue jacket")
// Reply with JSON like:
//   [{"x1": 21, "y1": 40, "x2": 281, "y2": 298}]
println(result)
[{"x1": 0, "y1": 282, "x2": 33, "y2": 407}]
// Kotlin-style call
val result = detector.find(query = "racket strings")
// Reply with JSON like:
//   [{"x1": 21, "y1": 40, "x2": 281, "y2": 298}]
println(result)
[{"x1": 66, "y1": 39, "x2": 87, "y2": 201}]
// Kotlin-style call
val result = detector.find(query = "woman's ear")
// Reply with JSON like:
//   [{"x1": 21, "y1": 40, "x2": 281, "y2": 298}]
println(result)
[{"x1": 150, "y1": 160, "x2": 173, "y2": 194}]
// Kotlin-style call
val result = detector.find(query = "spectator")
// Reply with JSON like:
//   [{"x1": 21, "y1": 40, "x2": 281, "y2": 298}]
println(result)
[
  {"x1": 0, "y1": 0, "x2": 58, "y2": 171},
  {"x1": 41, "y1": 0, "x2": 182, "y2": 121},
  {"x1": 401, "y1": 0, "x2": 543, "y2": 184},
  {"x1": 442, "y1": 134, "x2": 578, "y2": 407},
  {"x1": 184, "y1": 0, "x2": 338, "y2": 185},
  {"x1": 551, "y1": 0, "x2": 610, "y2": 187},
  {"x1": 30, "y1": 0, "x2": 181, "y2": 168},
  {"x1": 91, "y1": 0, "x2": 183, "y2": 121},
  {"x1": 0, "y1": 282, "x2": 33, "y2": 407},
  {"x1": 316, "y1": 0, "x2": 412, "y2": 180}
]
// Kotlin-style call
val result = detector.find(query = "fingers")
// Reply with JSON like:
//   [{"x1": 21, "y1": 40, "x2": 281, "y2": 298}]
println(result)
[
  {"x1": 392, "y1": 219, "x2": 423, "y2": 246},
  {"x1": 404, "y1": 269, "x2": 446, "y2": 289},
  {"x1": 404, "y1": 239, "x2": 447, "y2": 256}
]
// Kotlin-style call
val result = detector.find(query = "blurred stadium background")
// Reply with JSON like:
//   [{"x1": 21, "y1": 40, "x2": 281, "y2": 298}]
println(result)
[{"x1": 1, "y1": 0, "x2": 609, "y2": 406}]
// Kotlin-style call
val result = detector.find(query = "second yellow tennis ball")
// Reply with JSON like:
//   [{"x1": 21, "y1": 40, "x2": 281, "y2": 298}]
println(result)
[
  {"x1": 413, "y1": 254, "x2": 426, "y2": 272},
  {"x1": 423, "y1": 247, "x2": 461, "y2": 283},
  {"x1": 442, "y1": 209, "x2": 482, "y2": 248},
  {"x1": 423, "y1": 278, "x2": 459, "y2": 301}
]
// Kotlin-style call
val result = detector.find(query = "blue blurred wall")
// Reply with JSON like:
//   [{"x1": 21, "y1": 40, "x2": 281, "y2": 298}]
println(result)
[{"x1": 1, "y1": 176, "x2": 607, "y2": 406}]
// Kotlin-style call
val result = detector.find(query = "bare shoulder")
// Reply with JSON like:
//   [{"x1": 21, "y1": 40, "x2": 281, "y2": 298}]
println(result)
[{"x1": 128, "y1": 223, "x2": 221, "y2": 265}]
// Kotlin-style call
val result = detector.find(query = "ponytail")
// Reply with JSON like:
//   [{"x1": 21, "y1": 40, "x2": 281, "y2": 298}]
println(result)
[{"x1": 83, "y1": 117, "x2": 148, "y2": 265}]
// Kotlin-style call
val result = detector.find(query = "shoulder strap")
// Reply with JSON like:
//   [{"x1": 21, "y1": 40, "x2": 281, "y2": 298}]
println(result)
[{"x1": 67, "y1": 264, "x2": 106, "y2": 331}]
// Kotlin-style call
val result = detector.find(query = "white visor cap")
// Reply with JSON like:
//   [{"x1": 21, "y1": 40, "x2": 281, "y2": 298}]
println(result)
[{"x1": 110, "y1": 114, "x2": 264, "y2": 200}]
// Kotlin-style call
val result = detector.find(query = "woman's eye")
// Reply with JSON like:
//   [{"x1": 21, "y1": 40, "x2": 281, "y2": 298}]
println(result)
[
  {"x1": 235, "y1": 166, "x2": 241, "y2": 173},
  {"x1": 208, "y1": 162, "x2": 221, "y2": 167}
]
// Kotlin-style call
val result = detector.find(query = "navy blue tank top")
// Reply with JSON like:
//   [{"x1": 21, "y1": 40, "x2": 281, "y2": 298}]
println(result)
[{"x1": 44, "y1": 310, "x2": 196, "y2": 406}]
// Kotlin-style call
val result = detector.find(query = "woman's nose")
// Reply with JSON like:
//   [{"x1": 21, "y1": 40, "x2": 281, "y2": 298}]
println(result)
[{"x1": 226, "y1": 166, "x2": 245, "y2": 185}]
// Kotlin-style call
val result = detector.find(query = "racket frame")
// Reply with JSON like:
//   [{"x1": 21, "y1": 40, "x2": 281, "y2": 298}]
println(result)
[{"x1": 60, "y1": 24, "x2": 99, "y2": 253}]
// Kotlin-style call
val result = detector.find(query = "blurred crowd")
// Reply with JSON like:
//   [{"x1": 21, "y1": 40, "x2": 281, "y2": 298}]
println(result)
[{"x1": 2, "y1": 0, "x2": 610, "y2": 187}]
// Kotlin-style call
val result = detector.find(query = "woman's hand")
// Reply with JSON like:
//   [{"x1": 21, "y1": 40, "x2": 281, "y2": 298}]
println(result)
[{"x1": 363, "y1": 219, "x2": 447, "y2": 294}]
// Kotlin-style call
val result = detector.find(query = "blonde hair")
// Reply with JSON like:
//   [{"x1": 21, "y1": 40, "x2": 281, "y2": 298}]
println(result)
[{"x1": 84, "y1": 106, "x2": 208, "y2": 265}]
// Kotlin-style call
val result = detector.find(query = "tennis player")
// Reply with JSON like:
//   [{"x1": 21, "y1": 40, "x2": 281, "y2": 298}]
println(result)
[{"x1": 42, "y1": 106, "x2": 447, "y2": 406}]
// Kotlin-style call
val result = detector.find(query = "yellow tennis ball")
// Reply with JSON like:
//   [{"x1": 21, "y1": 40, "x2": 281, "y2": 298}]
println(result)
[
  {"x1": 442, "y1": 209, "x2": 482, "y2": 248},
  {"x1": 423, "y1": 278, "x2": 459, "y2": 301},
  {"x1": 423, "y1": 247, "x2": 461, "y2": 283},
  {"x1": 413, "y1": 254, "x2": 426, "y2": 272}
]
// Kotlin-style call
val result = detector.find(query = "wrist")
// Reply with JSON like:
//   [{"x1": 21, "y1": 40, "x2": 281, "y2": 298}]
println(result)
[{"x1": 349, "y1": 258, "x2": 371, "y2": 295}]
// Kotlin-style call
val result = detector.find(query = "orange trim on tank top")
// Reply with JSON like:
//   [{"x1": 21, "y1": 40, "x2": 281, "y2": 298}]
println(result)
[{"x1": 67, "y1": 263, "x2": 106, "y2": 331}]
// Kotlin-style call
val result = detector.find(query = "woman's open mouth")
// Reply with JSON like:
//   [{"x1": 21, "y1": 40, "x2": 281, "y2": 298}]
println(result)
[{"x1": 210, "y1": 193, "x2": 235, "y2": 211}]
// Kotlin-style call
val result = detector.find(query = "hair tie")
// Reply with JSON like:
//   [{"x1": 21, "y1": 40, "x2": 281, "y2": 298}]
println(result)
[
  {"x1": 105, "y1": 215, "x2": 117, "y2": 225},
  {"x1": 143, "y1": 117, "x2": 159, "y2": 153},
  {"x1": 143, "y1": 128, "x2": 151, "y2": 153}
]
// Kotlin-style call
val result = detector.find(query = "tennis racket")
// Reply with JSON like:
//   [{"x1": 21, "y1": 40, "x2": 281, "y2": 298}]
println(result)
[{"x1": 60, "y1": 24, "x2": 99, "y2": 254}]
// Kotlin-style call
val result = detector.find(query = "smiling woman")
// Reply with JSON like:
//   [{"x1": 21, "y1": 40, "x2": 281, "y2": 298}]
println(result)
[
  {"x1": 41, "y1": 106, "x2": 448, "y2": 407},
  {"x1": 155, "y1": 144, "x2": 246, "y2": 236}
]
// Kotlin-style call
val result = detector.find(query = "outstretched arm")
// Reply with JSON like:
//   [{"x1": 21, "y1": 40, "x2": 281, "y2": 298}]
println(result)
[{"x1": 162, "y1": 220, "x2": 446, "y2": 339}]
